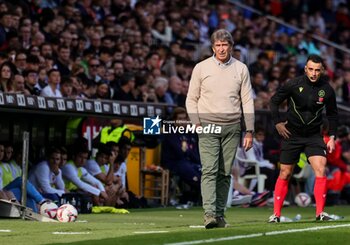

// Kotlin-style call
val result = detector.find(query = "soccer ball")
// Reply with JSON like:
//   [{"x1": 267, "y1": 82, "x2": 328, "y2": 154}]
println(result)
[
  {"x1": 294, "y1": 192, "x2": 311, "y2": 207},
  {"x1": 40, "y1": 202, "x2": 58, "y2": 219},
  {"x1": 56, "y1": 204, "x2": 78, "y2": 222}
]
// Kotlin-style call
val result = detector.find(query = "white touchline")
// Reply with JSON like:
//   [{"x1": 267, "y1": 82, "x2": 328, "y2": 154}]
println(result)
[
  {"x1": 189, "y1": 225, "x2": 205, "y2": 228},
  {"x1": 52, "y1": 232, "x2": 91, "y2": 235},
  {"x1": 0, "y1": 230, "x2": 11, "y2": 232},
  {"x1": 164, "y1": 224, "x2": 350, "y2": 245},
  {"x1": 134, "y1": 231, "x2": 169, "y2": 234}
]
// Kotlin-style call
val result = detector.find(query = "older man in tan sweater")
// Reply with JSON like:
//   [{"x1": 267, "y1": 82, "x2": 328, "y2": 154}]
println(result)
[{"x1": 186, "y1": 29, "x2": 255, "y2": 229}]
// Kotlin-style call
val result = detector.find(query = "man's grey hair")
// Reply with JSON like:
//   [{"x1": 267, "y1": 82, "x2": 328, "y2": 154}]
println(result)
[{"x1": 210, "y1": 29, "x2": 234, "y2": 46}]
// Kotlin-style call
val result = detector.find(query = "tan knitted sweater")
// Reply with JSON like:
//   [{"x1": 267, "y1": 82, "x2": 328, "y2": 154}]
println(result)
[{"x1": 186, "y1": 56, "x2": 254, "y2": 130}]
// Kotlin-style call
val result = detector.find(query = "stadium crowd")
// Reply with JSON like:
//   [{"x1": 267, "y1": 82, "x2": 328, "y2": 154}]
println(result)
[
  {"x1": 0, "y1": 0, "x2": 350, "y2": 210},
  {"x1": 0, "y1": 0, "x2": 349, "y2": 107}
]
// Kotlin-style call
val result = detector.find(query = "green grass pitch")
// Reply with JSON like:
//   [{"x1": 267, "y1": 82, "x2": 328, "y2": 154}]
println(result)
[{"x1": 0, "y1": 205, "x2": 350, "y2": 245}]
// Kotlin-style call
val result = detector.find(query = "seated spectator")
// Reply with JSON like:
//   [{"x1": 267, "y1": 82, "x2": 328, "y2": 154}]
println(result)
[
  {"x1": 151, "y1": 18, "x2": 173, "y2": 46},
  {"x1": 161, "y1": 107, "x2": 201, "y2": 203},
  {"x1": 54, "y1": 45, "x2": 71, "y2": 76},
  {"x1": 94, "y1": 80, "x2": 111, "y2": 99},
  {"x1": 40, "y1": 68, "x2": 62, "y2": 97},
  {"x1": 8, "y1": 74, "x2": 30, "y2": 95},
  {"x1": 325, "y1": 125, "x2": 350, "y2": 204},
  {"x1": 229, "y1": 166, "x2": 270, "y2": 207},
  {"x1": 29, "y1": 147, "x2": 65, "y2": 202},
  {"x1": 0, "y1": 61, "x2": 15, "y2": 92},
  {"x1": 60, "y1": 76, "x2": 74, "y2": 98},
  {"x1": 14, "y1": 52, "x2": 27, "y2": 74},
  {"x1": 112, "y1": 72, "x2": 136, "y2": 101},
  {"x1": 236, "y1": 127, "x2": 277, "y2": 193}
]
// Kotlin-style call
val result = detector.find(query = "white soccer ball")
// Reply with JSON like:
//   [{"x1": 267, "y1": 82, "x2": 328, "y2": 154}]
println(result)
[
  {"x1": 40, "y1": 202, "x2": 58, "y2": 219},
  {"x1": 56, "y1": 204, "x2": 78, "y2": 222},
  {"x1": 294, "y1": 192, "x2": 311, "y2": 207}
]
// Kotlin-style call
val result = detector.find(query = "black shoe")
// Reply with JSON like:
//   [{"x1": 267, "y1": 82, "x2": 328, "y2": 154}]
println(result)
[
  {"x1": 316, "y1": 212, "x2": 334, "y2": 221},
  {"x1": 216, "y1": 216, "x2": 230, "y2": 228}
]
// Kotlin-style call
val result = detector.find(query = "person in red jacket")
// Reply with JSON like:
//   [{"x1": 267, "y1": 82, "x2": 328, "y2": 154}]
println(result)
[{"x1": 324, "y1": 125, "x2": 350, "y2": 196}]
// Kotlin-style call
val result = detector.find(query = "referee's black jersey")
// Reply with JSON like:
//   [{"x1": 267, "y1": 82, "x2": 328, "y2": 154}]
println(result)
[{"x1": 270, "y1": 75, "x2": 338, "y2": 137}]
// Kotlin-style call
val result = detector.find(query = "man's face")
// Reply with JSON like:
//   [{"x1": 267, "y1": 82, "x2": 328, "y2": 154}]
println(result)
[
  {"x1": 49, "y1": 152, "x2": 61, "y2": 169},
  {"x1": 74, "y1": 152, "x2": 88, "y2": 167},
  {"x1": 15, "y1": 54, "x2": 27, "y2": 69},
  {"x1": 49, "y1": 71, "x2": 61, "y2": 84},
  {"x1": 0, "y1": 145, "x2": 4, "y2": 160},
  {"x1": 58, "y1": 48, "x2": 70, "y2": 62},
  {"x1": 5, "y1": 146, "x2": 13, "y2": 161},
  {"x1": 26, "y1": 72, "x2": 38, "y2": 86},
  {"x1": 120, "y1": 145, "x2": 131, "y2": 160},
  {"x1": 212, "y1": 40, "x2": 232, "y2": 63},
  {"x1": 60, "y1": 153, "x2": 67, "y2": 167},
  {"x1": 14, "y1": 75, "x2": 25, "y2": 91},
  {"x1": 304, "y1": 60, "x2": 323, "y2": 82}
]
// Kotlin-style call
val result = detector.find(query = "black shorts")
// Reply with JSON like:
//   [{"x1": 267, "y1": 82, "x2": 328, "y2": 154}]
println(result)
[{"x1": 280, "y1": 135, "x2": 326, "y2": 164}]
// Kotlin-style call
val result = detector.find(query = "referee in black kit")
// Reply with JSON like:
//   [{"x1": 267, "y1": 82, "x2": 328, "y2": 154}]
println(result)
[{"x1": 268, "y1": 54, "x2": 338, "y2": 223}]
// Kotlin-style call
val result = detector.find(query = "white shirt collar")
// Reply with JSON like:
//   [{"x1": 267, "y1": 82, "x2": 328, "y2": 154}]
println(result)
[{"x1": 212, "y1": 54, "x2": 233, "y2": 66}]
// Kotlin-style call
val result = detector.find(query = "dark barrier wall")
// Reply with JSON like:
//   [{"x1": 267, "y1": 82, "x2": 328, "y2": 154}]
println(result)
[{"x1": 1, "y1": 93, "x2": 350, "y2": 163}]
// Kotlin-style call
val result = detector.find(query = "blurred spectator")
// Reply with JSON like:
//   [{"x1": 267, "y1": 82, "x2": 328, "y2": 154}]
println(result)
[
  {"x1": 112, "y1": 72, "x2": 136, "y2": 101},
  {"x1": 87, "y1": 57, "x2": 102, "y2": 83},
  {"x1": 341, "y1": 69, "x2": 350, "y2": 103},
  {"x1": 166, "y1": 75, "x2": 182, "y2": 106},
  {"x1": 154, "y1": 76, "x2": 169, "y2": 103},
  {"x1": 0, "y1": 11, "x2": 14, "y2": 51},
  {"x1": 14, "y1": 51, "x2": 27, "y2": 74},
  {"x1": 94, "y1": 80, "x2": 110, "y2": 99},
  {"x1": 8, "y1": 73, "x2": 29, "y2": 95},
  {"x1": 249, "y1": 52, "x2": 270, "y2": 79},
  {"x1": 161, "y1": 107, "x2": 201, "y2": 203},
  {"x1": 151, "y1": 18, "x2": 172, "y2": 46},
  {"x1": 18, "y1": 24, "x2": 31, "y2": 49},
  {"x1": 40, "y1": 68, "x2": 62, "y2": 97},
  {"x1": 60, "y1": 76, "x2": 74, "y2": 98},
  {"x1": 26, "y1": 54, "x2": 40, "y2": 72},
  {"x1": 0, "y1": 61, "x2": 14, "y2": 92},
  {"x1": 299, "y1": 30, "x2": 321, "y2": 55},
  {"x1": 54, "y1": 45, "x2": 71, "y2": 76},
  {"x1": 238, "y1": 127, "x2": 277, "y2": 193},
  {"x1": 40, "y1": 43, "x2": 53, "y2": 58},
  {"x1": 23, "y1": 69, "x2": 39, "y2": 95}
]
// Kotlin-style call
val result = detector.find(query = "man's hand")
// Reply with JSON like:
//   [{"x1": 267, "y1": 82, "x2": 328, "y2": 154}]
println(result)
[
  {"x1": 100, "y1": 191, "x2": 108, "y2": 200},
  {"x1": 327, "y1": 137, "x2": 335, "y2": 154},
  {"x1": 243, "y1": 132, "x2": 253, "y2": 151},
  {"x1": 275, "y1": 122, "x2": 291, "y2": 139},
  {"x1": 52, "y1": 164, "x2": 60, "y2": 175}
]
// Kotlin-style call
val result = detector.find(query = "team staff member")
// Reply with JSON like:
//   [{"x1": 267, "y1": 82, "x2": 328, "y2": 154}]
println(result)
[
  {"x1": 94, "y1": 119, "x2": 135, "y2": 146},
  {"x1": 269, "y1": 54, "x2": 338, "y2": 222},
  {"x1": 186, "y1": 29, "x2": 254, "y2": 229}
]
